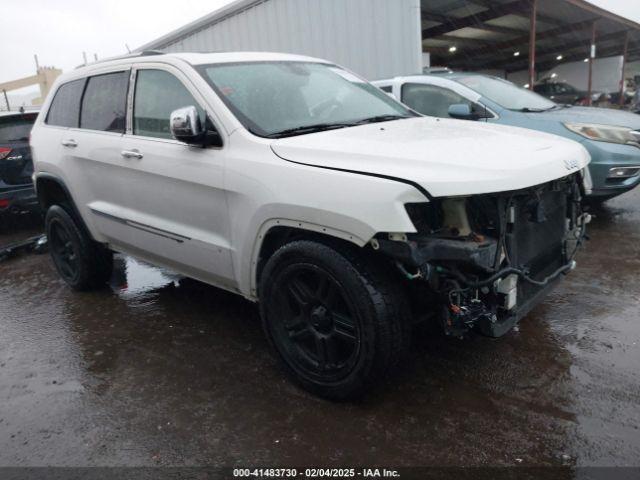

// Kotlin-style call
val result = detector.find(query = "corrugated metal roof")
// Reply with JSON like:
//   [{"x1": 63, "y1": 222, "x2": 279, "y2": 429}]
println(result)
[{"x1": 422, "y1": 0, "x2": 640, "y2": 72}]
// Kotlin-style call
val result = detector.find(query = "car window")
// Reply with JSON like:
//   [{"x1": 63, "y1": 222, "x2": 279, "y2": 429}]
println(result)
[
  {"x1": 0, "y1": 113, "x2": 38, "y2": 143},
  {"x1": 197, "y1": 61, "x2": 413, "y2": 137},
  {"x1": 557, "y1": 83, "x2": 576, "y2": 94},
  {"x1": 456, "y1": 75, "x2": 556, "y2": 111},
  {"x1": 379, "y1": 85, "x2": 392, "y2": 93},
  {"x1": 80, "y1": 71, "x2": 129, "y2": 133},
  {"x1": 541, "y1": 84, "x2": 554, "y2": 94},
  {"x1": 401, "y1": 83, "x2": 470, "y2": 118},
  {"x1": 133, "y1": 69, "x2": 205, "y2": 139},
  {"x1": 46, "y1": 79, "x2": 85, "y2": 128}
]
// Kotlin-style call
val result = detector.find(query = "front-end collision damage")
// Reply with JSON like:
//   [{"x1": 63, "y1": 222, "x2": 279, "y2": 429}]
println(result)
[{"x1": 373, "y1": 173, "x2": 589, "y2": 338}]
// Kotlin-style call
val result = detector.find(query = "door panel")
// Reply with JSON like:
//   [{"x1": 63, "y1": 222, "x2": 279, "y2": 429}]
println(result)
[
  {"x1": 69, "y1": 129, "x2": 133, "y2": 245},
  {"x1": 118, "y1": 66, "x2": 233, "y2": 289},
  {"x1": 63, "y1": 70, "x2": 132, "y2": 243}
]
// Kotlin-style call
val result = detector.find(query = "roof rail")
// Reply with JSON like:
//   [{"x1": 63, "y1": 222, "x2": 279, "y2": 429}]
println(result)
[
  {"x1": 138, "y1": 50, "x2": 166, "y2": 56},
  {"x1": 75, "y1": 50, "x2": 166, "y2": 69}
]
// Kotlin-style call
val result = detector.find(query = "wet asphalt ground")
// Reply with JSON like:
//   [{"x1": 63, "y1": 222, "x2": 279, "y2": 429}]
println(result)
[{"x1": 0, "y1": 189, "x2": 639, "y2": 470}]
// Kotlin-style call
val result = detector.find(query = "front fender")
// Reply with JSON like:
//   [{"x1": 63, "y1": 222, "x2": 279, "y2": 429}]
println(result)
[
  {"x1": 240, "y1": 195, "x2": 421, "y2": 298},
  {"x1": 224, "y1": 132, "x2": 429, "y2": 299}
]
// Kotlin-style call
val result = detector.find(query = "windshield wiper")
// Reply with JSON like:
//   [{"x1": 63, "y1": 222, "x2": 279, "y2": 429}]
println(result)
[
  {"x1": 265, "y1": 122, "x2": 357, "y2": 138},
  {"x1": 264, "y1": 114, "x2": 413, "y2": 138},
  {"x1": 354, "y1": 114, "x2": 412, "y2": 125}
]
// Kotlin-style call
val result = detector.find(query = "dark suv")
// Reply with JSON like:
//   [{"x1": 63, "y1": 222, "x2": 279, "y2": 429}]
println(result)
[
  {"x1": 0, "y1": 109, "x2": 40, "y2": 224},
  {"x1": 533, "y1": 81, "x2": 606, "y2": 106}
]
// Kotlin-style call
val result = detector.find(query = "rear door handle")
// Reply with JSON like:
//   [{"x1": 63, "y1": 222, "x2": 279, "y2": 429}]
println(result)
[
  {"x1": 121, "y1": 149, "x2": 143, "y2": 160},
  {"x1": 61, "y1": 139, "x2": 77, "y2": 148}
]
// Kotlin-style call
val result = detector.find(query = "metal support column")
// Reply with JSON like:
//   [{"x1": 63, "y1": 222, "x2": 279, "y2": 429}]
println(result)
[
  {"x1": 619, "y1": 31, "x2": 629, "y2": 107},
  {"x1": 528, "y1": 0, "x2": 537, "y2": 90},
  {"x1": 587, "y1": 21, "x2": 597, "y2": 106},
  {"x1": 2, "y1": 90, "x2": 9, "y2": 111}
]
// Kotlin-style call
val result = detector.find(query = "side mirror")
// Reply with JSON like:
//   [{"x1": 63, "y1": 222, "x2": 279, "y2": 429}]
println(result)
[
  {"x1": 448, "y1": 103, "x2": 474, "y2": 120},
  {"x1": 170, "y1": 106, "x2": 204, "y2": 143}
]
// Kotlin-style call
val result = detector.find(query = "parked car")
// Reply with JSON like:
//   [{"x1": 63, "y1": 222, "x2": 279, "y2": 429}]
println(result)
[
  {"x1": 608, "y1": 78, "x2": 636, "y2": 107},
  {"x1": 0, "y1": 108, "x2": 40, "y2": 227},
  {"x1": 533, "y1": 80, "x2": 607, "y2": 106},
  {"x1": 31, "y1": 52, "x2": 590, "y2": 399},
  {"x1": 374, "y1": 73, "x2": 640, "y2": 202}
]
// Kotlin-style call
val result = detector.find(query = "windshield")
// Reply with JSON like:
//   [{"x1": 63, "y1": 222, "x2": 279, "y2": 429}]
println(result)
[
  {"x1": 455, "y1": 75, "x2": 556, "y2": 111},
  {"x1": 197, "y1": 61, "x2": 414, "y2": 137},
  {"x1": 0, "y1": 113, "x2": 37, "y2": 143}
]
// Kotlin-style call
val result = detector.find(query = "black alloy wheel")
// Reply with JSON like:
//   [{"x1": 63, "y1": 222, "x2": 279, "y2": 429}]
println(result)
[
  {"x1": 48, "y1": 217, "x2": 80, "y2": 284},
  {"x1": 45, "y1": 204, "x2": 113, "y2": 290},
  {"x1": 259, "y1": 240, "x2": 410, "y2": 400},
  {"x1": 270, "y1": 264, "x2": 361, "y2": 381}
]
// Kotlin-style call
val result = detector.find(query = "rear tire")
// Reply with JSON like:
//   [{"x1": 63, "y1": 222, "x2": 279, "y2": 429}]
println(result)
[
  {"x1": 45, "y1": 204, "x2": 113, "y2": 290},
  {"x1": 259, "y1": 240, "x2": 410, "y2": 400}
]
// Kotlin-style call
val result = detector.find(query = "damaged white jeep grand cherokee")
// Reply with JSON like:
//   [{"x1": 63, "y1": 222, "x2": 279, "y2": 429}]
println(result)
[{"x1": 31, "y1": 52, "x2": 591, "y2": 399}]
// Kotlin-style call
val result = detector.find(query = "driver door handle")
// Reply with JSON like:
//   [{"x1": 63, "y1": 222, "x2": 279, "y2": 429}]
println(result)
[
  {"x1": 121, "y1": 149, "x2": 143, "y2": 160},
  {"x1": 61, "y1": 139, "x2": 77, "y2": 148}
]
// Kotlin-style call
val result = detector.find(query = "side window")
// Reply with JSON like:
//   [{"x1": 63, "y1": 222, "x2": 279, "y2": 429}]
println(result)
[
  {"x1": 80, "y1": 71, "x2": 129, "y2": 133},
  {"x1": 133, "y1": 69, "x2": 205, "y2": 139},
  {"x1": 401, "y1": 83, "x2": 471, "y2": 118},
  {"x1": 45, "y1": 79, "x2": 85, "y2": 128},
  {"x1": 470, "y1": 102, "x2": 494, "y2": 119},
  {"x1": 379, "y1": 85, "x2": 393, "y2": 93}
]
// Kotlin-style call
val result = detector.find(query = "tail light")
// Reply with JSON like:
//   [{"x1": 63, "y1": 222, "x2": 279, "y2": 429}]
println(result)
[{"x1": 0, "y1": 147, "x2": 11, "y2": 160}]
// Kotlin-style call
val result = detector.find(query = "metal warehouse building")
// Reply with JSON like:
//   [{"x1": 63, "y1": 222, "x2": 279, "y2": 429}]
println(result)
[
  {"x1": 139, "y1": 0, "x2": 640, "y2": 99},
  {"x1": 138, "y1": 0, "x2": 423, "y2": 80}
]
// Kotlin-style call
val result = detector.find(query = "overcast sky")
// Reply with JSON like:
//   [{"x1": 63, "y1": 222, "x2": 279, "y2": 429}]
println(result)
[{"x1": 1, "y1": 0, "x2": 638, "y2": 87}]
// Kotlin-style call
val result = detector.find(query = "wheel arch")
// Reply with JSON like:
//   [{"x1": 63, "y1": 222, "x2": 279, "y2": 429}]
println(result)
[
  {"x1": 36, "y1": 173, "x2": 72, "y2": 209},
  {"x1": 250, "y1": 219, "x2": 371, "y2": 299},
  {"x1": 35, "y1": 173, "x2": 92, "y2": 238}
]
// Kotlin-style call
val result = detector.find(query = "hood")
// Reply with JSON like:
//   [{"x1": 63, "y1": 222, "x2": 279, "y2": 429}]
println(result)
[
  {"x1": 270, "y1": 117, "x2": 590, "y2": 198},
  {"x1": 525, "y1": 106, "x2": 640, "y2": 129}
]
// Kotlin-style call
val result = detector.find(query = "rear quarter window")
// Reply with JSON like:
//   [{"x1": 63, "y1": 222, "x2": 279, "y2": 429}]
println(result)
[{"x1": 45, "y1": 79, "x2": 85, "y2": 128}]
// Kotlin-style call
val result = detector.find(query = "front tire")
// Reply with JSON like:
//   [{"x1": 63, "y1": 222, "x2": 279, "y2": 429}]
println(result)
[
  {"x1": 45, "y1": 204, "x2": 113, "y2": 290},
  {"x1": 259, "y1": 240, "x2": 410, "y2": 400}
]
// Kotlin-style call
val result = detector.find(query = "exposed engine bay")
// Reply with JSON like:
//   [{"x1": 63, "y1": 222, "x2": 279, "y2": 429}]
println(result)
[{"x1": 375, "y1": 172, "x2": 589, "y2": 337}]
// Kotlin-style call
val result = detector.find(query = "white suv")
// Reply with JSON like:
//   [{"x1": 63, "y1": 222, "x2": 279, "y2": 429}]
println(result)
[{"x1": 31, "y1": 51, "x2": 590, "y2": 399}]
